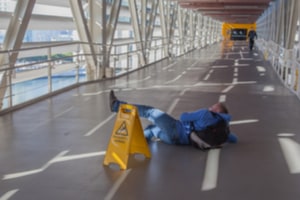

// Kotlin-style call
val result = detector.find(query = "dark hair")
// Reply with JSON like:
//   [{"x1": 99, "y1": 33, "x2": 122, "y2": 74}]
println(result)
[{"x1": 219, "y1": 103, "x2": 229, "y2": 114}]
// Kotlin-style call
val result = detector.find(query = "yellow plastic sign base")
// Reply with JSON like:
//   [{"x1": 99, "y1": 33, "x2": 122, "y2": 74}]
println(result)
[{"x1": 103, "y1": 104, "x2": 151, "y2": 170}]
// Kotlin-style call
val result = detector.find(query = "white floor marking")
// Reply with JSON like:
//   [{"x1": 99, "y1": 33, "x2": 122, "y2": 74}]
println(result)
[
  {"x1": 219, "y1": 95, "x2": 226, "y2": 102},
  {"x1": 212, "y1": 65, "x2": 228, "y2": 69},
  {"x1": 256, "y1": 66, "x2": 266, "y2": 72},
  {"x1": 229, "y1": 119, "x2": 258, "y2": 125},
  {"x1": 104, "y1": 169, "x2": 132, "y2": 200},
  {"x1": 188, "y1": 67, "x2": 205, "y2": 71},
  {"x1": 3, "y1": 151, "x2": 106, "y2": 180},
  {"x1": 240, "y1": 50, "x2": 244, "y2": 59},
  {"x1": 180, "y1": 88, "x2": 189, "y2": 96},
  {"x1": 54, "y1": 107, "x2": 73, "y2": 118},
  {"x1": 165, "y1": 74, "x2": 183, "y2": 84},
  {"x1": 0, "y1": 189, "x2": 19, "y2": 200},
  {"x1": 278, "y1": 137, "x2": 300, "y2": 174},
  {"x1": 122, "y1": 88, "x2": 133, "y2": 91},
  {"x1": 168, "y1": 98, "x2": 180, "y2": 114},
  {"x1": 204, "y1": 74, "x2": 210, "y2": 81},
  {"x1": 112, "y1": 76, "x2": 151, "y2": 88},
  {"x1": 234, "y1": 59, "x2": 239, "y2": 66},
  {"x1": 162, "y1": 62, "x2": 177, "y2": 70},
  {"x1": 190, "y1": 60, "x2": 200, "y2": 68},
  {"x1": 263, "y1": 85, "x2": 275, "y2": 92},
  {"x1": 80, "y1": 90, "x2": 103, "y2": 96},
  {"x1": 234, "y1": 64, "x2": 249, "y2": 67},
  {"x1": 201, "y1": 149, "x2": 221, "y2": 191},
  {"x1": 278, "y1": 133, "x2": 295, "y2": 137},
  {"x1": 85, "y1": 114, "x2": 116, "y2": 136},
  {"x1": 222, "y1": 85, "x2": 234, "y2": 93},
  {"x1": 29, "y1": 107, "x2": 73, "y2": 132},
  {"x1": 53, "y1": 151, "x2": 106, "y2": 162},
  {"x1": 3, "y1": 151, "x2": 68, "y2": 180},
  {"x1": 235, "y1": 81, "x2": 256, "y2": 84}
]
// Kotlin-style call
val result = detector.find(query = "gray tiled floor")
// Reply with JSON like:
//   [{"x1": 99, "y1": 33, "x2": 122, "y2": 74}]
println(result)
[{"x1": 1, "y1": 41, "x2": 300, "y2": 200}]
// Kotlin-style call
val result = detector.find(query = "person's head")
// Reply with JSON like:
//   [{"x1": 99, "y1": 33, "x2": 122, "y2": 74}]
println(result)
[{"x1": 209, "y1": 102, "x2": 229, "y2": 114}]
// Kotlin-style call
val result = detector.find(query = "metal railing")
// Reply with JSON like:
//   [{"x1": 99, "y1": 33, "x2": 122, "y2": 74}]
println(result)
[
  {"x1": 0, "y1": 35, "x2": 220, "y2": 113},
  {"x1": 257, "y1": 39, "x2": 300, "y2": 99}
]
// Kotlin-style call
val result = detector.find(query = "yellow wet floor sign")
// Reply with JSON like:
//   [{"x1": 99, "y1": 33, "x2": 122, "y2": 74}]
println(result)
[{"x1": 103, "y1": 104, "x2": 151, "y2": 170}]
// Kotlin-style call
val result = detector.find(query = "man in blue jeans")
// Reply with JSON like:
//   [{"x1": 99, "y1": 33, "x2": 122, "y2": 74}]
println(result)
[
  {"x1": 248, "y1": 27, "x2": 257, "y2": 51},
  {"x1": 109, "y1": 90, "x2": 237, "y2": 150}
]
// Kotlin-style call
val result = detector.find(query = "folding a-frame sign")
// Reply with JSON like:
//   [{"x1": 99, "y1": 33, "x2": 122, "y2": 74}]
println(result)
[{"x1": 103, "y1": 104, "x2": 151, "y2": 170}]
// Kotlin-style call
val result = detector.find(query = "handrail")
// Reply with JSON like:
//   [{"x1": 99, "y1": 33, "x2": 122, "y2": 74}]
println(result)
[
  {"x1": 0, "y1": 35, "x2": 218, "y2": 113},
  {"x1": 258, "y1": 39, "x2": 300, "y2": 100}
]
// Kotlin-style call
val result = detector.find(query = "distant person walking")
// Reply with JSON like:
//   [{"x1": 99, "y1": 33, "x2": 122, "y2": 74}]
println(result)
[{"x1": 248, "y1": 27, "x2": 257, "y2": 50}]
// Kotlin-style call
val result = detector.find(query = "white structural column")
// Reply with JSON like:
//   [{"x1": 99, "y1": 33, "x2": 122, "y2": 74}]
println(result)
[
  {"x1": 145, "y1": 0, "x2": 158, "y2": 55},
  {"x1": 0, "y1": 0, "x2": 35, "y2": 109},
  {"x1": 282, "y1": 0, "x2": 298, "y2": 49},
  {"x1": 274, "y1": 1, "x2": 283, "y2": 44},
  {"x1": 69, "y1": 0, "x2": 97, "y2": 80},
  {"x1": 177, "y1": 8, "x2": 185, "y2": 54},
  {"x1": 128, "y1": 0, "x2": 146, "y2": 66},
  {"x1": 105, "y1": 0, "x2": 122, "y2": 64},
  {"x1": 159, "y1": 0, "x2": 178, "y2": 57},
  {"x1": 128, "y1": 0, "x2": 159, "y2": 66},
  {"x1": 88, "y1": 0, "x2": 122, "y2": 78},
  {"x1": 158, "y1": 0, "x2": 169, "y2": 56}
]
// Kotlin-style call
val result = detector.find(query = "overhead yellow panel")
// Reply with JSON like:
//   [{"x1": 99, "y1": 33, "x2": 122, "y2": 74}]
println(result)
[{"x1": 222, "y1": 23, "x2": 256, "y2": 40}]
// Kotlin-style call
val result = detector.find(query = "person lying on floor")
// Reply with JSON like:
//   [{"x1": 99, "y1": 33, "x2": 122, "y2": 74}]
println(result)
[{"x1": 109, "y1": 90, "x2": 237, "y2": 150}]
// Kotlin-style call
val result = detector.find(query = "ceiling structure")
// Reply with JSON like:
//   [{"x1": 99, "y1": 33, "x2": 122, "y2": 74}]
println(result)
[{"x1": 176, "y1": 0, "x2": 274, "y2": 24}]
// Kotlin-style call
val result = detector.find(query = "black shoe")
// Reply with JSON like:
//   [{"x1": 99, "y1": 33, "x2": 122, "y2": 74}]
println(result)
[{"x1": 109, "y1": 90, "x2": 117, "y2": 112}]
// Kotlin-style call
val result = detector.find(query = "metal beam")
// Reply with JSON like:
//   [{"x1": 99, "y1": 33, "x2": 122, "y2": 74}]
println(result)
[
  {"x1": 69, "y1": 0, "x2": 97, "y2": 80},
  {"x1": 128, "y1": 0, "x2": 146, "y2": 66},
  {"x1": 0, "y1": 0, "x2": 35, "y2": 109}
]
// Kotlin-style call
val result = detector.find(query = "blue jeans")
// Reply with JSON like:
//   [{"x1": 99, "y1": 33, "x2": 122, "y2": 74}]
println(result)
[{"x1": 112, "y1": 100, "x2": 180, "y2": 144}]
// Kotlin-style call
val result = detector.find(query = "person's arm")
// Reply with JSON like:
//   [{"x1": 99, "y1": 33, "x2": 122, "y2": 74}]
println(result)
[{"x1": 179, "y1": 109, "x2": 206, "y2": 122}]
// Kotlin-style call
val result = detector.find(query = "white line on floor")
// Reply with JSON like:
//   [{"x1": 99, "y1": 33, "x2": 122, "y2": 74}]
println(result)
[
  {"x1": 3, "y1": 151, "x2": 68, "y2": 180},
  {"x1": 219, "y1": 95, "x2": 226, "y2": 102},
  {"x1": 85, "y1": 114, "x2": 116, "y2": 136},
  {"x1": 230, "y1": 119, "x2": 258, "y2": 125},
  {"x1": 54, "y1": 107, "x2": 73, "y2": 118},
  {"x1": 80, "y1": 90, "x2": 104, "y2": 96},
  {"x1": 168, "y1": 98, "x2": 180, "y2": 114},
  {"x1": 235, "y1": 64, "x2": 249, "y2": 67},
  {"x1": 222, "y1": 85, "x2": 234, "y2": 93},
  {"x1": 53, "y1": 151, "x2": 106, "y2": 162},
  {"x1": 0, "y1": 189, "x2": 19, "y2": 200},
  {"x1": 240, "y1": 50, "x2": 244, "y2": 59},
  {"x1": 201, "y1": 149, "x2": 221, "y2": 191},
  {"x1": 162, "y1": 62, "x2": 177, "y2": 70},
  {"x1": 204, "y1": 74, "x2": 210, "y2": 81},
  {"x1": 113, "y1": 76, "x2": 152, "y2": 87},
  {"x1": 212, "y1": 65, "x2": 228, "y2": 69},
  {"x1": 180, "y1": 88, "x2": 189, "y2": 96},
  {"x1": 3, "y1": 151, "x2": 107, "y2": 180},
  {"x1": 278, "y1": 137, "x2": 300, "y2": 174},
  {"x1": 104, "y1": 169, "x2": 132, "y2": 200},
  {"x1": 165, "y1": 74, "x2": 183, "y2": 84}
]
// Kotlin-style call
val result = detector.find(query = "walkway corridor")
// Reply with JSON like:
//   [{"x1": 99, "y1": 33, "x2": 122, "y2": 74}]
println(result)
[{"x1": 1, "y1": 41, "x2": 300, "y2": 200}]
